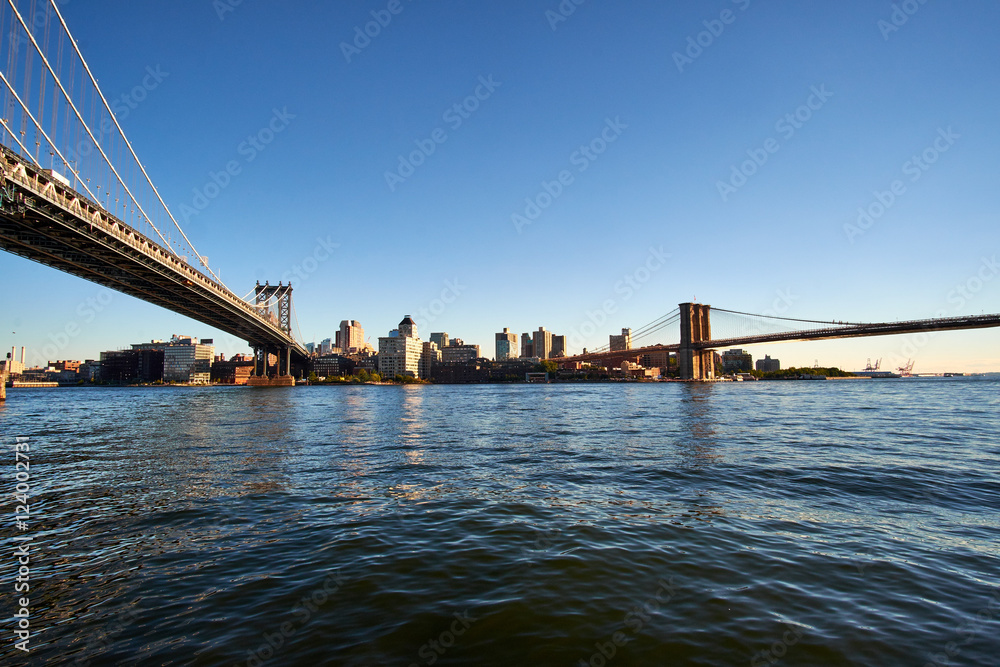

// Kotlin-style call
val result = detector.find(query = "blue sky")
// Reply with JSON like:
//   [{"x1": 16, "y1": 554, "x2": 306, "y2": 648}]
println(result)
[{"x1": 3, "y1": 0, "x2": 999, "y2": 372}]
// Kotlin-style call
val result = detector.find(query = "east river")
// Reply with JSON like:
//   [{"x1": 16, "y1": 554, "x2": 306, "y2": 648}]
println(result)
[{"x1": 2, "y1": 379, "x2": 998, "y2": 665}]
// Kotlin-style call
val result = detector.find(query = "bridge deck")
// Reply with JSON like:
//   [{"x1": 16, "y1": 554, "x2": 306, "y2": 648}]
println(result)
[{"x1": 0, "y1": 147, "x2": 305, "y2": 356}]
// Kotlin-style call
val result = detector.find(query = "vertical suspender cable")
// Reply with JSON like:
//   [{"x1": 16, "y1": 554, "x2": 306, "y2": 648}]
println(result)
[{"x1": 46, "y1": 0, "x2": 227, "y2": 287}]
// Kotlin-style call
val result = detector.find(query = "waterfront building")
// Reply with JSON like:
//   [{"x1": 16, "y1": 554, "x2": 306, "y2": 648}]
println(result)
[
  {"x1": 442, "y1": 344, "x2": 481, "y2": 364},
  {"x1": 78, "y1": 359, "x2": 101, "y2": 382},
  {"x1": 379, "y1": 316, "x2": 425, "y2": 379},
  {"x1": 721, "y1": 348, "x2": 753, "y2": 374},
  {"x1": 1, "y1": 346, "x2": 26, "y2": 376},
  {"x1": 551, "y1": 335, "x2": 567, "y2": 358},
  {"x1": 99, "y1": 349, "x2": 164, "y2": 384},
  {"x1": 165, "y1": 336, "x2": 214, "y2": 383},
  {"x1": 641, "y1": 350, "x2": 674, "y2": 370},
  {"x1": 495, "y1": 328, "x2": 518, "y2": 361},
  {"x1": 421, "y1": 341, "x2": 441, "y2": 379},
  {"x1": 756, "y1": 355, "x2": 781, "y2": 372},
  {"x1": 130, "y1": 335, "x2": 214, "y2": 383},
  {"x1": 211, "y1": 354, "x2": 255, "y2": 385},
  {"x1": 313, "y1": 354, "x2": 357, "y2": 379},
  {"x1": 533, "y1": 327, "x2": 553, "y2": 360},
  {"x1": 609, "y1": 328, "x2": 633, "y2": 352}
]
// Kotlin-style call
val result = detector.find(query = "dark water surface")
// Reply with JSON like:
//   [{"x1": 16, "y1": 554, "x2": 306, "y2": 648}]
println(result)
[{"x1": 2, "y1": 379, "x2": 999, "y2": 665}]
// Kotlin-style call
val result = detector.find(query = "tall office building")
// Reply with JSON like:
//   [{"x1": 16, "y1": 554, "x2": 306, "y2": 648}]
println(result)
[
  {"x1": 379, "y1": 316, "x2": 425, "y2": 379},
  {"x1": 609, "y1": 328, "x2": 632, "y2": 352},
  {"x1": 533, "y1": 327, "x2": 553, "y2": 360},
  {"x1": 339, "y1": 320, "x2": 365, "y2": 353},
  {"x1": 319, "y1": 338, "x2": 334, "y2": 356},
  {"x1": 520, "y1": 333, "x2": 534, "y2": 358},
  {"x1": 430, "y1": 332, "x2": 449, "y2": 349},
  {"x1": 551, "y1": 335, "x2": 567, "y2": 358},
  {"x1": 421, "y1": 341, "x2": 442, "y2": 379},
  {"x1": 495, "y1": 328, "x2": 518, "y2": 361}
]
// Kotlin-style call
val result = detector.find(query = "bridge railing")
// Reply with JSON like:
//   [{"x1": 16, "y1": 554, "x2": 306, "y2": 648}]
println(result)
[{"x1": 2, "y1": 147, "x2": 299, "y2": 348}]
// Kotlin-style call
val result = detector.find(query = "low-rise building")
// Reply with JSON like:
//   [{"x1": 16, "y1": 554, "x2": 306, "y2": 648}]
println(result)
[
  {"x1": 211, "y1": 354, "x2": 255, "y2": 385},
  {"x1": 313, "y1": 354, "x2": 357, "y2": 379},
  {"x1": 442, "y1": 343, "x2": 481, "y2": 364},
  {"x1": 99, "y1": 349, "x2": 164, "y2": 384},
  {"x1": 721, "y1": 348, "x2": 753, "y2": 374}
]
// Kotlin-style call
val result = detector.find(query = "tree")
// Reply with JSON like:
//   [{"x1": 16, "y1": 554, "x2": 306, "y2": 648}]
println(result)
[{"x1": 539, "y1": 360, "x2": 558, "y2": 374}]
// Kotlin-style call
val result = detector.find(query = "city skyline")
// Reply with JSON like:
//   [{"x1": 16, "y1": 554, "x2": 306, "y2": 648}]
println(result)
[{"x1": 3, "y1": 1, "x2": 999, "y2": 373}]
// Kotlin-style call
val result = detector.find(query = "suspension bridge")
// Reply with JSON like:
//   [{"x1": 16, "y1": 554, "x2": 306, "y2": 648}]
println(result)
[
  {"x1": 558, "y1": 303, "x2": 1000, "y2": 379},
  {"x1": 1, "y1": 2, "x2": 998, "y2": 384},
  {"x1": 0, "y1": 0, "x2": 306, "y2": 383}
]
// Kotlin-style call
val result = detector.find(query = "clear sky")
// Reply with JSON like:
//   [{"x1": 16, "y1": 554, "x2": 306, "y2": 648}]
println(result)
[{"x1": 3, "y1": 0, "x2": 999, "y2": 372}]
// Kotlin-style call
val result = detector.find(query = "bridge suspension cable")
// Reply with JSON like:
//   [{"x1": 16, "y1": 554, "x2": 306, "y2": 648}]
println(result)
[
  {"x1": 710, "y1": 307, "x2": 869, "y2": 327},
  {"x1": 584, "y1": 308, "x2": 681, "y2": 354},
  {"x1": 1, "y1": 0, "x2": 227, "y2": 288}
]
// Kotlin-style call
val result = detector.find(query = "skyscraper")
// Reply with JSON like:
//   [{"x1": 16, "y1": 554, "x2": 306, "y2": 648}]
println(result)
[
  {"x1": 430, "y1": 332, "x2": 449, "y2": 349},
  {"x1": 551, "y1": 335, "x2": 567, "y2": 358},
  {"x1": 533, "y1": 327, "x2": 553, "y2": 360},
  {"x1": 520, "y1": 333, "x2": 534, "y2": 358},
  {"x1": 495, "y1": 328, "x2": 518, "y2": 361},
  {"x1": 339, "y1": 320, "x2": 365, "y2": 353},
  {"x1": 609, "y1": 328, "x2": 632, "y2": 352}
]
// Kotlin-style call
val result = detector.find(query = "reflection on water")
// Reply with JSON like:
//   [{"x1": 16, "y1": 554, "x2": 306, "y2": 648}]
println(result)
[{"x1": 2, "y1": 380, "x2": 998, "y2": 665}]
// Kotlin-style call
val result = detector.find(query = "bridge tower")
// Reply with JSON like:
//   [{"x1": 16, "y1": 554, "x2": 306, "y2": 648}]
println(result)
[
  {"x1": 250, "y1": 281, "x2": 295, "y2": 381},
  {"x1": 678, "y1": 302, "x2": 715, "y2": 381}
]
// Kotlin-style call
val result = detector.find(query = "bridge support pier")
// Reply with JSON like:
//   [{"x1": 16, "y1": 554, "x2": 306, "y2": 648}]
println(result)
[{"x1": 678, "y1": 302, "x2": 715, "y2": 381}]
